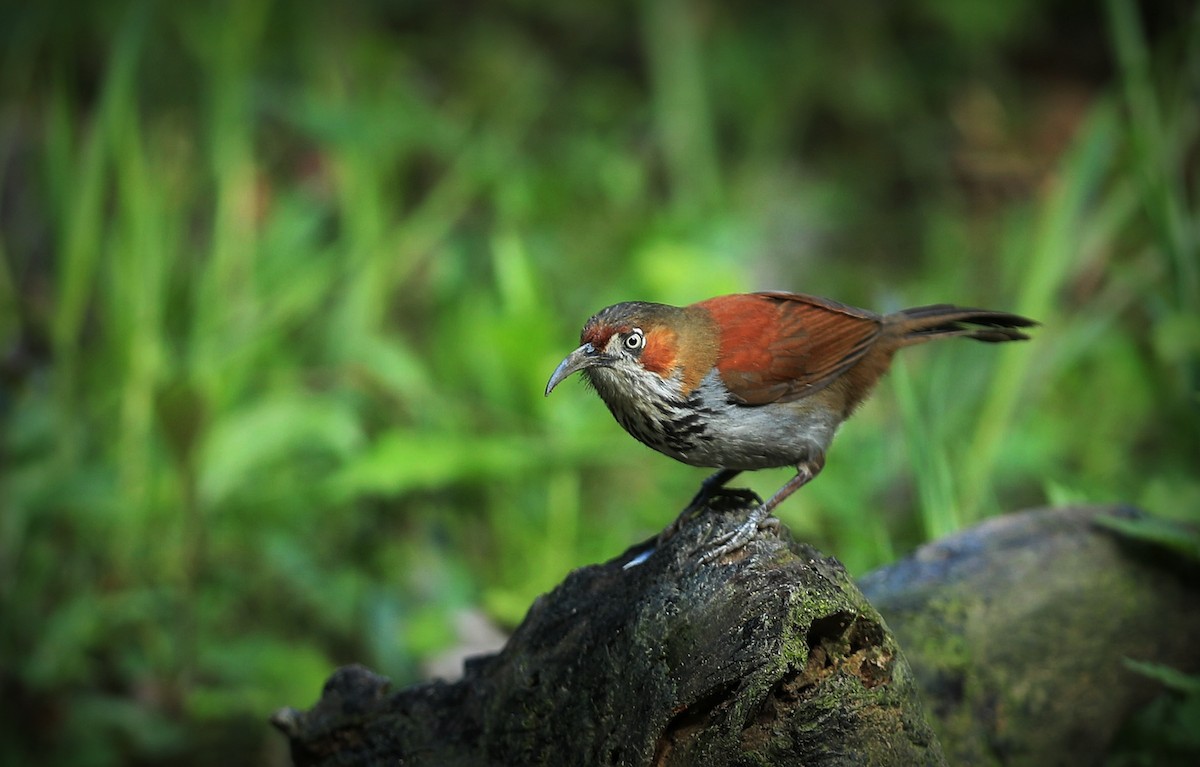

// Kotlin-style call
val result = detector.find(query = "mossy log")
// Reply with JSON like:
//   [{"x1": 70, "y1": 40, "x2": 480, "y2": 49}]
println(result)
[
  {"x1": 273, "y1": 494, "x2": 945, "y2": 766},
  {"x1": 274, "y1": 502, "x2": 1196, "y2": 766},
  {"x1": 859, "y1": 505, "x2": 1200, "y2": 766}
]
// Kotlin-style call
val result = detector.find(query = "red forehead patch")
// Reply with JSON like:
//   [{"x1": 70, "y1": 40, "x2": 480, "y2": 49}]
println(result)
[{"x1": 582, "y1": 322, "x2": 629, "y2": 348}]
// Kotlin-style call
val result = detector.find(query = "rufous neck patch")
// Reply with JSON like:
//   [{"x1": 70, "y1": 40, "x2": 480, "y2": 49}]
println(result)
[
  {"x1": 639, "y1": 326, "x2": 678, "y2": 380},
  {"x1": 643, "y1": 312, "x2": 718, "y2": 396}
]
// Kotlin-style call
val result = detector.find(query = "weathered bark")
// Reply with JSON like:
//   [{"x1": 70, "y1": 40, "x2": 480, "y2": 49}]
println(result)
[
  {"x1": 274, "y1": 502, "x2": 1197, "y2": 766},
  {"x1": 859, "y1": 505, "x2": 1200, "y2": 767},
  {"x1": 273, "y1": 493, "x2": 945, "y2": 766}
]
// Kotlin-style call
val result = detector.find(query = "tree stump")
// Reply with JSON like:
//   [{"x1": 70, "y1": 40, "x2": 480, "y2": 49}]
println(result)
[{"x1": 273, "y1": 494, "x2": 946, "y2": 766}]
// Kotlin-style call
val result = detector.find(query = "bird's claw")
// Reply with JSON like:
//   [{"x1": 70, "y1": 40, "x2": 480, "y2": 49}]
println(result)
[
  {"x1": 660, "y1": 487, "x2": 761, "y2": 544},
  {"x1": 700, "y1": 506, "x2": 779, "y2": 563}
]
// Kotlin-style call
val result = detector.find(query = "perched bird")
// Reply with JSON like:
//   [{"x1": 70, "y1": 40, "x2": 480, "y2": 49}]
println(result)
[{"x1": 545, "y1": 291, "x2": 1036, "y2": 561}]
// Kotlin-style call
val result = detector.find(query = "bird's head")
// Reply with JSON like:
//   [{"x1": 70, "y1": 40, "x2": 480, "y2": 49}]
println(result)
[{"x1": 544, "y1": 301, "x2": 716, "y2": 398}]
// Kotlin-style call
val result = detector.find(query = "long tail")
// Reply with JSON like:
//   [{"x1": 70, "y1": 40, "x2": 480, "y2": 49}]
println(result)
[{"x1": 889, "y1": 304, "x2": 1037, "y2": 347}]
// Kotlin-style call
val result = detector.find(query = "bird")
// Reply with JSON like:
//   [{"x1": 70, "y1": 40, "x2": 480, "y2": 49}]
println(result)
[{"x1": 544, "y1": 290, "x2": 1036, "y2": 562}]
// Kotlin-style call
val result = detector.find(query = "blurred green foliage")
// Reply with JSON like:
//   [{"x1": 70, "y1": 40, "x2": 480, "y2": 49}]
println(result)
[{"x1": 0, "y1": 0, "x2": 1196, "y2": 764}]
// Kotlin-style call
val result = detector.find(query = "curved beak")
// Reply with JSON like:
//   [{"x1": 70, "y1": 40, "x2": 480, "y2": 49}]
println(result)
[{"x1": 545, "y1": 342, "x2": 608, "y2": 396}]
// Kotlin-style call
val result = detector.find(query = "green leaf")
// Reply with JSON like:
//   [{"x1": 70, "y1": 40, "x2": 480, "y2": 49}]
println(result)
[
  {"x1": 199, "y1": 394, "x2": 363, "y2": 506},
  {"x1": 328, "y1": 430, "x2": 548, "y2": 498},
  {"x1": 1123, "y1": 659, "x2": 1200, "y2": 695},
  {"x1": 1096, "y1": 513, "x2": 1200, "y2": 561}
]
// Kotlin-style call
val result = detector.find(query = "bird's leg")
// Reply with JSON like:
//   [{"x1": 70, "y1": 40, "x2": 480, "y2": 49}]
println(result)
[
  {"x1": 701, "y1": 455, "x2": 826, "y2": 563},
  {"x1": 658, "y1": 469, "x2": 745, "y2": 543},
  {"x1": 689, "y1": 468, "x2": 744, "y2": 510}
]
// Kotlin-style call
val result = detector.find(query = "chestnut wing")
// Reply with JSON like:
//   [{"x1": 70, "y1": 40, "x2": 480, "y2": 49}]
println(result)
[{"x1": 698, "y1": 292, "x2": 882, "y2": 405}]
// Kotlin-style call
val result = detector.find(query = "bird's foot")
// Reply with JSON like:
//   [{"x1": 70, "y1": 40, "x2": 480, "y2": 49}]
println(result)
[
  {"x1": 657, "y1": 470, "x2": 739, "y2": 542},
  {"x1": 700, "y1": 504, "x2": 779, "y2": 564},
  {"x1": 659, "y1": 486, "x2": 760, "y2": 545}
]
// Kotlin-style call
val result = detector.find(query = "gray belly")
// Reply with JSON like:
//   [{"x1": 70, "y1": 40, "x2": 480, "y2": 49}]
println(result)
[
  {"x1": 663, "y1": 396, "x2": 838, "y2": 470},
  {"x1": 593, "y1": 368, "x2": 838, "y2": 471}
]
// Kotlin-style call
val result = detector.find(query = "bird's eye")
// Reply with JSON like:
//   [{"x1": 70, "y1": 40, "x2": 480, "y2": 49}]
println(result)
[{"x1": 624, "y1": 329, "x2": 645, "y2": 351}]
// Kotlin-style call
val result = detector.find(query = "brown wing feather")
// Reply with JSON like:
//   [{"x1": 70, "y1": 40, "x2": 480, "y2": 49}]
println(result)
[{"x1": 697, "y1": 292, "x2": 882, "y2": 405}]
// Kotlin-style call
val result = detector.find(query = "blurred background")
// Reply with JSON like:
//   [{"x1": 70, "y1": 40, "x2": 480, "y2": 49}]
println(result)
[{"x1": 1, "y1": 0, "x2": 1197, "y2": 764}]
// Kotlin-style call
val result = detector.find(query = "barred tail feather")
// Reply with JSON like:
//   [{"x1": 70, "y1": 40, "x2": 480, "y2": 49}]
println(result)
[{"x1": 894, "y1": 304, "x2": 1037, "y2": 346}]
